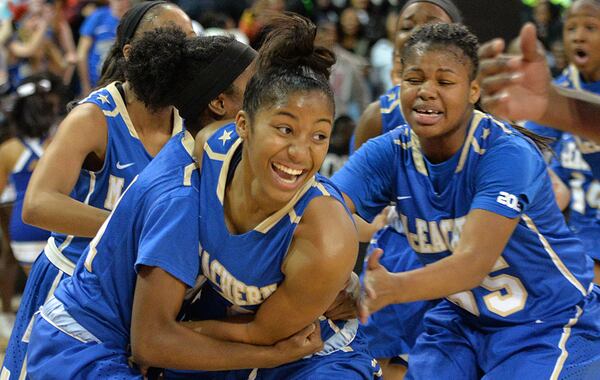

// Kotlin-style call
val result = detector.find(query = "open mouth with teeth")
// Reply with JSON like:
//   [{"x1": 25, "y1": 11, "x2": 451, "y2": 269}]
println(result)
[
  {"x1": 573, "y1": 48, "x2": 590, "y2": 66},
  {"x1": 412, "y1": 107, "x2": 444, "y2": 125},
  {"x1": 271, "y1": 161, "x2": 306, "y2": 188}
]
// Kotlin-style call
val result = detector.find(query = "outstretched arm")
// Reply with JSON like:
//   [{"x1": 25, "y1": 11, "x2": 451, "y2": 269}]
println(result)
[
  {"x1": 360, "y1": 208, "x2": 518, "y2": 320},
  {"x1": 479, "y1": 23, "x2": 600, "y2": 143}
]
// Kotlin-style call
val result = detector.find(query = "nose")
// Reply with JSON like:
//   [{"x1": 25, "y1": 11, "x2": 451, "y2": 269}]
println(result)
[
  {"x1": 417, "y1": 80, "x2": 437, "y2": 100},
  {"x1": 287, "y1": 136, "x2": 311, "y2": 164},
  {"x1": 572, "y1": 26, "x2": 586, "y2": 43}
]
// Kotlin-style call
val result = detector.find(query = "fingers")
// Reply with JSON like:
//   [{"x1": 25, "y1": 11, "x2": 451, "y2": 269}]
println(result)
[
  {"x1": 357, "y1": 296, "x2": 371, "y2": 324},
  {"x1": 367, "y1": 248, "x2": 384, "y2": 270},
  {"x1": 478, "y1": 55, "x2": 521, "y2": 78},
  {"x1": 520, "y1": 22, "x2": 544, "y2": 62},
  {"x1": 297, "y1": 322, "x2": 316, "y2": 338},
  {"x1": 480, "y1": 72, "x2": 524, "y2": 95},
  {"x1": 478, "y1": 38, "x2": 505, "y2": 60},
  {"x1": 479, "y1": 92, "x2": 510, "y2": 118}
]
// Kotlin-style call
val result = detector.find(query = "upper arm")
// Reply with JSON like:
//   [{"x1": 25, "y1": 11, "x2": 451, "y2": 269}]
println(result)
[
  {"x1": 0, "y1": 139, "x2": 20, "y2": 195},
  {"x1": 132, "y1": 266, "x2": 187, "y2": 348},
  {"x1": 247, "y1": 196, "x2": 358, "y2": 345},
  {"x1": 353, "y1": 100, "x2": 382, "y2": 152},
  {"x1": 77, "y1": 36, "x2": 93, "y2": 58},
  {"x1": 26, "y1": 104, "x2": 107, "y2": 200}
]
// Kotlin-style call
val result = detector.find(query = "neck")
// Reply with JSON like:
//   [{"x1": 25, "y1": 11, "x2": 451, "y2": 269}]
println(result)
[
  {"x1": 123, "y1": 82, "x2": 174, "y2": 134},
  {"x1": 419, "y1": 109, "x2": 473, "y2": 164},
  {"x1": 225, "y1": 150, "x2": 274, "y2": 234}
]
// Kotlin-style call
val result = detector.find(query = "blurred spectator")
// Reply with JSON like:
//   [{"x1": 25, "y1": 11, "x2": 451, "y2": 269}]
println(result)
[
  {"x1": 320, "y1": 115, "x2": 355, "y2": 177},
  {"x1": 317, "y1": 18, "x2": 371, "y2": 120},
  {"x1": 239, "y1": 0, "x2": 284, "y2": 47},
  {"x1": 369, "y1": 9, "x2": 397, "y2": 95},
  {"x1": 338, "y1": 6, "x2": 369, "y2": 57},
  {"x1": 550, "y1": 38, "x2": 568, "y2": 77},
  {"x1": 77, "y1": 0, "x2": 131, "y2": 95},
  {"x1": 7, "y1": 0, "x2": 77, "y2": 89},
  {"x1": 198, "y1": 11, "x2": 249, "y2": 44}
]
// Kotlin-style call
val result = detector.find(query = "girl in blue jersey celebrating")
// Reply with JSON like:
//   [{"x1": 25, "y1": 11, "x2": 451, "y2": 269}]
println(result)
[
  {"x1": 333, "y1": 23, "x2": 600, "y2": 379},
  {"x1": 1, "y1": 2, "x2": 195, "y2": 379},
  {"x1": 190, "y1": 13, "x2": 377, "y2": 379},
  {"x1": 0, "y1": 73, "x2": 62, "y2": 275},
  {"x1": 350, "y1": 2, "x2": 463, "y2": 378}
]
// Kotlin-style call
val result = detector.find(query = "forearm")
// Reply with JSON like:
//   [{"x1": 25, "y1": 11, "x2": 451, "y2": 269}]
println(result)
[
  {"x1": 23, "y1": 191, "x2": 109, "y2": 237},
  {"x1": 539, "y1": 86, "x2": 600, "y2": 143},
  {"x1": 134, "y1": 323, "x2": 281, "y2": 371},
  {"x1": 387, "y1": 253, "x2": 488, "y2": 304},
  {"x1": 186, "y1": 318, "x2": 279, "y2": 345}
]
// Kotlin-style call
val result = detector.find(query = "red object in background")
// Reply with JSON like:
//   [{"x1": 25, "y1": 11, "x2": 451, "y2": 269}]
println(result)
[{"x1": 8, "y1": 1, "x2": 29, "y2": 22}]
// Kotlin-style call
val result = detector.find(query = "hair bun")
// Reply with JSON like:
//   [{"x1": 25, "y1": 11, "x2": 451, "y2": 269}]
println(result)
[{"x1": 257, "y1": 12, "x2": 335, "y2": 79}]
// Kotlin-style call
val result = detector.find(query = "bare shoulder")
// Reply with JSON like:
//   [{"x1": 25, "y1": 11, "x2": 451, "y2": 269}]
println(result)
[
  {"x1": 51, "y1": 103, "x2": 108, "y2": 154},
  {"x1": 294, "y1": 195, "x2": 358, "y2": 264},
  {"x1": 0, "y1": 138, "x2": 24, "y2": 170},
  {"x1": 354, "y1": 100, "x2": 383, "y2": 151}
]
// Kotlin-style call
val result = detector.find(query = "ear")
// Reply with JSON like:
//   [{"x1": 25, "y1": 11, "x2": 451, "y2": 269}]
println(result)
[
  {"x1": 235, "y1": 110, "x2": 250, "y2": 139},
  {"x1": 122, "y1": 44, "x2": 132, "y2": 61},
  {"x1": 207, "y1": 94, "x2": 226, "y2": 117},
  {"x1": 469, "y1": 79, "x2": 481, "y2": 105}
]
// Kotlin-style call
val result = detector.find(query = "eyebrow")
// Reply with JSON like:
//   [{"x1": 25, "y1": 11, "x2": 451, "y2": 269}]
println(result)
[
  {"x1": 274, "y1": 111, "x2": 332, "y2": 125},
  {"x1": 274, "y1": 111, "x2": 299, "y2": 120}
]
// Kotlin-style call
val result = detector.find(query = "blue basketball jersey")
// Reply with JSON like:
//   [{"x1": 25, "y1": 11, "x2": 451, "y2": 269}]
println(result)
[
  {"x1": 380, "y1": 84, "x2": 405, "y2": 135},
  {"x1": 550, "y1": 134, "x2": 600, "y2": 261},
  {"x1": 197, "y1": 124, "x2": 359, "y2": 355},
  {"x1": 556, "y1": 65, "x2": 600, "y2": 179},
  {"x1": 8, "y1": 137, "x2": 51, "y2": 242},
  {"x1": 53, "y1": 131, "x2": 199, "y2": 349},
  {"x1": 48, "y1": 82, "x2": 184, "y2": 265},
  {"x1": 333, "y1": 110, "x2": 594, "y2": 325}
]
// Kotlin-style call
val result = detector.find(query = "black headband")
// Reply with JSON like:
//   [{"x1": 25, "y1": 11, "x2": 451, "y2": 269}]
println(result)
[
  {"x1": 178, "y1": 40, "x2": 257, "y2": 122},
  {"x1": 120, "y1": 1, "x2": 167, "y2": 50},
  {"x1": 401, "y1": 0, "x2": 462, "y2": 23}
]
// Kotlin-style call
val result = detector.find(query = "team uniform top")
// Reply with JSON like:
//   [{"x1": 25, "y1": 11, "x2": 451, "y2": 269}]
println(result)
[
  {"x1": 197, "y1": 124, "x2": 359, "y2": 355},
  {"x1": 47, "y1": 81, "x2": 184, "y2": 267},
  {"x1": 550, "y1": 134, "x2": 600, "y2": 261},
  {"x1": 53, "y1": 131, "x2": 199, "y2": 349},
  {"x1": 380, "y1": 84, "x2": 405, "y2": 135},
  {"x1": 8, "y1": 137, "x2": 51, "y2": 242},
  {"x1": 79, "y1": 6, "x2": 119, "y2": 87},
  {"x1": 332, "y1": 110, "x2": 593, "y2": 326}
]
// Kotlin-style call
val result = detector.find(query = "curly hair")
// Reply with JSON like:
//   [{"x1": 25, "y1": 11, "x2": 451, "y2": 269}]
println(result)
[
  {"x1": 125, "y1": 26, "x2": 239, "y2": 113},
  {"x1": 97, "y1": 2, "x2": 178, "y2": 88},
  {"x1": 402, "y1": 23, "x2": 479, "y2": 80},
  {"x1": 243, "y1": 12, "x2": 336, "y2": 121}
]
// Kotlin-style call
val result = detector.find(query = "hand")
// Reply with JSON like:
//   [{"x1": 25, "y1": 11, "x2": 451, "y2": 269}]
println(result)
[
  {"x1": 358, "y1": 249, "x2": 397, "y2": 324},
  {"x1": 272, "y1": 322, "x2": 323, "y2": 365},
  {"x1": 324, "y1": 272, "x2": 360, "y2": 320},
  {"x1": 478, "y1": 23, "x2": 551, "y2": 122}
]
